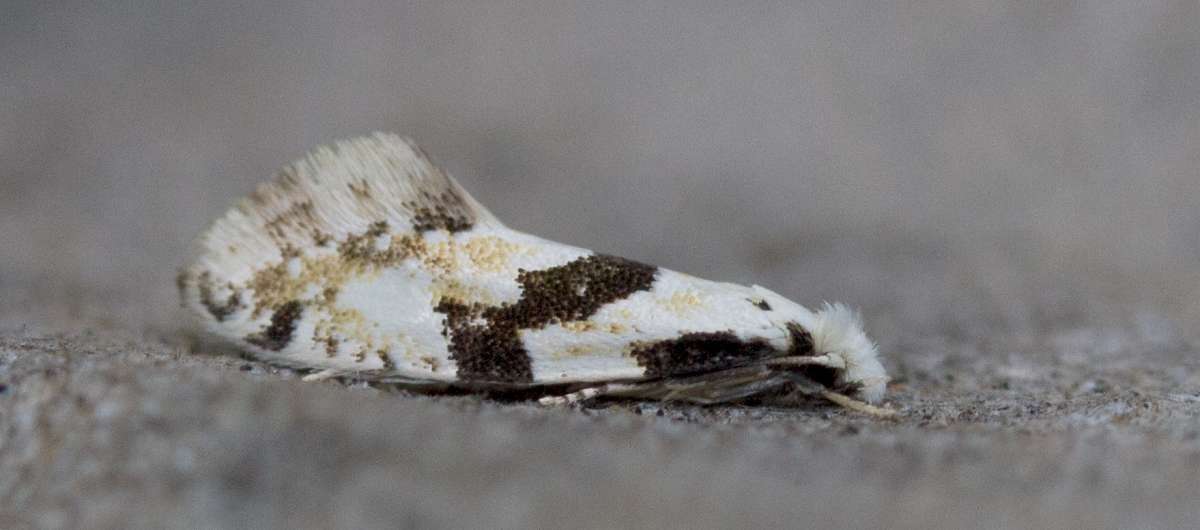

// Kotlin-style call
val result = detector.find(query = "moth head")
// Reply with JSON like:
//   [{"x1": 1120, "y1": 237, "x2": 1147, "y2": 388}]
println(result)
[
  {"x1": 751, "y1": 286, "x2": 889, "y2": 403},
  {"x1": 808, "y1": 302, "x2": 888, "y2": 403}
]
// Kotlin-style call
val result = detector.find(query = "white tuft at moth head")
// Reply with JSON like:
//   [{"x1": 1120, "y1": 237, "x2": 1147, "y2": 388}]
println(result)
[
  {"x1": 808, "y1": 302, "x2": 888, "y2": 403},
  {"x1": 749, "y1": 286, "x2": 889, "y2": 403}
]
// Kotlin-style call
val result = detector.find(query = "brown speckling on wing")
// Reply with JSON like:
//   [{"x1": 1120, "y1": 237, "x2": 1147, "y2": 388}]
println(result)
[
  {"x1": 246, "y1": 300, "x2": 304, "y2": 351},
  {"x1": 245, "y1": 221, "x2": 460, "y2": 320},
  {"x1": 786, "y1": 322, "x2": 815, "y2": 357},
  {"x1": 418, "y1": 355, "x2": 440, "y2": 372},
  {"x1": 195, "y1": 271, "x2": 243, "y2": 322},
  {"x1": 262, "y1": 200, "x2": 319, "y2": 247},
  {"x1": 185, "y1": 133, "x2": 500, "y2": 310},
  {"x1": 311, "y1": 306, "x2": 372, "y2": 358},
  {"x1": 375, "y1": 348, "x2": 396, "y2": 370},
  {"x1": 408, "y1": 189, "x2": 477, "y2": 233},
  {"x1": 322, "y1": 336, "x2": 340, "y2": 357}
]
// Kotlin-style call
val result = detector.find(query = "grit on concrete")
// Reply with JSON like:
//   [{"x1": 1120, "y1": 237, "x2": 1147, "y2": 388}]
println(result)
[{"x1": 4, "y1": 2, "x2": 1200, "y2": 529}]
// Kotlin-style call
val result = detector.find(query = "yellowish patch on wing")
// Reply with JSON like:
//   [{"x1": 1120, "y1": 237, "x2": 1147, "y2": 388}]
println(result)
[
  {"x1": 420, "y1": 239, "x2": 461, "y2": 273},
  {"x1": 419, "y1": 355, "x2": 441, "y2": 372},
  {"x1": 462, "y1": 235, "x2": 522, "y2": 272},
  {"x1": 610, "y1": 308, "x2": 642, "y2": 333},
  {"x1": 559, "y1": 320, "x2": 626, "y2": 334},
  {"x1": 249, "y1": 228, "x2": 414, "y2": 316},
  {"x1": 658, "y1": 289, "x2": 705, "y2": 316},
  {"x1": 561, "y1": 320, "x2": 597, "y2": 332},
  {"x1": 310, "y1": 305, "x2": 377, "y2": 358},
  {"x1": 237, "y1": 224, "x2": 534, "y2": 374},
  {"x1": 247, "y1": 229, "x2": 441, "y2": 361},
  {"x1": 430, "y1": 279, "x2": 497, "y2": 307},
  {"x1": 248, "y1": 256, "x2": 348, "y2": 318},
  {"x1": 248, "y1": 229, "x2": 465, "y2": 317},
  {"x1": 321, "y1": 306, "x2": 370, "y2": 336},
  {"x1": 552, "y1": 344, "x2": 601, "y2": 359}
]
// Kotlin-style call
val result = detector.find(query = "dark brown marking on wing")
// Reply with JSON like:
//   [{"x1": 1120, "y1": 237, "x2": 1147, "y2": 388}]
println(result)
[
  {"x1": 195, "y1": 271, "x2": 243, "y2": 322},
  {"x1": 337, "y1": 221, "x2": 405, "y2": 264},
  {"x1": 506, "y1": 255, "x2": 658, "y2": 327},
  {"x1": 436, "y1": 299, "x2": 533, "y2": 383},
  {"x1": 407, "y1": 188, "x2": 476, "y2": 233},
  {"x1": 348, "y1": 179, "x2": 372, "y2": 200},
  {"x1": 782, "y1": 321, "x2": 837, "y2": 387},
  {"x1": 786, "y1": 322, "x2": 814, "y2": 356},
  {"x1": 410, "y1": 144, "x2": 475, "y2": 232},
  {"x1": 436, "y1": 254, "x2": 659, "y2": 383},
  {"x1": 263, "y1": 200, "x2": 318, "y2": 245},
  {"x1": 376, "y1": 348, "x2": 396, "y2": 370},
  {"x1": 630, "y1": 331, "x2": 775, "y2": 378},
  {"x1": 246, "y1": 300, "x2": 304, "y2": 351}
]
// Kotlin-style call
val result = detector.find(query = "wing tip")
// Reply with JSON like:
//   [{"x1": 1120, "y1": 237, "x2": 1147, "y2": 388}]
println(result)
[{"x1": 183, "y1": 132, "x2": 501, "y2": 283}]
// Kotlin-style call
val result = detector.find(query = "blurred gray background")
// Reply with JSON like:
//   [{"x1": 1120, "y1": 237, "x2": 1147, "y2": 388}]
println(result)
[
  {"x1": 3, "y1": 2, "x2": 1200, "y2": 528},
  {"x1": 4, "y1": 0, "x2": 1198, "y2": 334}
]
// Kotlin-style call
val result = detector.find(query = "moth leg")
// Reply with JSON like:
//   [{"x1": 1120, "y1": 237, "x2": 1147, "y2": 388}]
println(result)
[
  {"x1": 538, "y1": 366, "x2": 792, "y2": 406},
  {"x1": 765, "y1": 354, "x2": 845, "y2": 369},
  {"x1": 780, "y1": 371, "x2": 896, "y2": 417},
  {"x1": 538, "y1": 382, "x2": 651, "y2": 406},
  {"x1": 301, "y1": 368, "x2": 341, "y2": 382}
]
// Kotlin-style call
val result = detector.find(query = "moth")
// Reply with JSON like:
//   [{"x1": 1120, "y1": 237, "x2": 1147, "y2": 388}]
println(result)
[{"x1": 179, "y1": 133, "x2": 890, "y2": 413}]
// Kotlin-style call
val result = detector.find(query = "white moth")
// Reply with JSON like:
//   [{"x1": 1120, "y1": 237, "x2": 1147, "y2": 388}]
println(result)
[{"x1": 179, "y1": 133, "x2": 889, "y2": 411}]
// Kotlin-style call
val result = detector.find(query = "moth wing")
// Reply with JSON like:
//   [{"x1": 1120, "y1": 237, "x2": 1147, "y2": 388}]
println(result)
[
  {"x1": 186, "y1": 132, "x2": 500, "y2": 280},
  {"x1": 178, "y1": 133, "x2": 833, "y2": 395},
  {"x1": 178, "y1": 133, "x2": 517, "y2": 378}
]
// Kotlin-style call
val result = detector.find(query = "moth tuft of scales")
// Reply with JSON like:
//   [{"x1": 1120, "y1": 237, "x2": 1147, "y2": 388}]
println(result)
[{"x1": 178, "y1": 133, "x2": 891, "y2": 414}]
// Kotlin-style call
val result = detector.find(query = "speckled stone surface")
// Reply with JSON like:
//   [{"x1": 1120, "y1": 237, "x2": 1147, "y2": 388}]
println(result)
[{"x1": 4, "y1": 263, "x2": 1200, "y2": 529}]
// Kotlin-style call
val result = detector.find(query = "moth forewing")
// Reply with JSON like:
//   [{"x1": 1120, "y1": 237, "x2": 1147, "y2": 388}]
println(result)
[{"x1": 179, "y1": 133, "x2": 889, "y2": 408}]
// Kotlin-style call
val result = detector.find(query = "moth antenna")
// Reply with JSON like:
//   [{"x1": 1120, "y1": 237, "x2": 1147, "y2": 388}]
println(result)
[{"x1": 817, "y1": 389, "x2": 897, "y2": 418}]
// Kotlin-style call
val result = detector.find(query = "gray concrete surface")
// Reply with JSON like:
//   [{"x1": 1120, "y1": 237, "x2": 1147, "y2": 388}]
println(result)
[{"x1": 3, "y1": 1, "x2": 1200, "y2": 528}]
